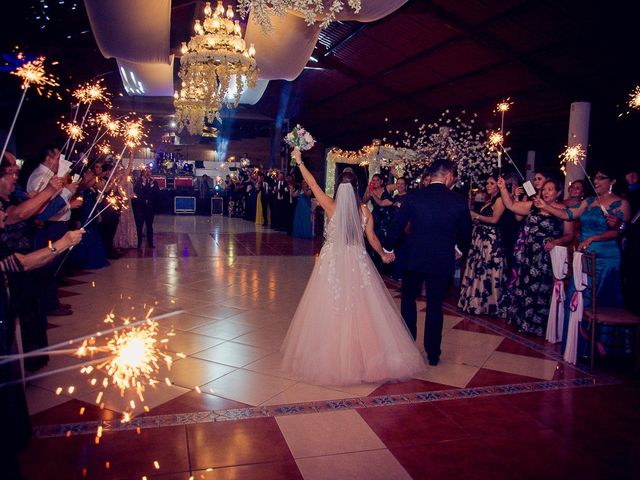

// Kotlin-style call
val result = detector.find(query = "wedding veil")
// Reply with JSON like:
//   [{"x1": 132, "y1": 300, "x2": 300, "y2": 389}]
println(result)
[{"x1": 332, "y1": 182, "x2": 364, "y2": 248}]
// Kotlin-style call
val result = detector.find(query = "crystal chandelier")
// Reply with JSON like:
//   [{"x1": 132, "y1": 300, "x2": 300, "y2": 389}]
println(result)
[
  {"x1": 236, "y1": 0, "x2": 362, "y2": 31},
  {"x1": 174, "y1": 1, "x2": 258, "y2": 135}
]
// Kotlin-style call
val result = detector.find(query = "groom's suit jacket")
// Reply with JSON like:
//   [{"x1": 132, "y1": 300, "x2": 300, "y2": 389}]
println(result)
[{"x1": 385, "y1": 182, "x2": 472, "y2": 277}]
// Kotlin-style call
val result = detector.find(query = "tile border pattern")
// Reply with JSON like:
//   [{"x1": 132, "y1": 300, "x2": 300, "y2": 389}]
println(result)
[{"x1": 32, "y1": 375, "x2": 620, "y2": 439}]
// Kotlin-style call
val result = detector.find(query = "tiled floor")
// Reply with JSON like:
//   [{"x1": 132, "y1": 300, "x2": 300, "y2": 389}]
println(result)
[{"x1": 16, "y1": 215, "x2": 640, "y2": 479}]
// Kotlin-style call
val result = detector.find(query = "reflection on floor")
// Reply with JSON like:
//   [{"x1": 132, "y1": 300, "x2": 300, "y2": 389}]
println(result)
[{"x1": 20, "y1": 215, "x2": 640, "y2": 479}]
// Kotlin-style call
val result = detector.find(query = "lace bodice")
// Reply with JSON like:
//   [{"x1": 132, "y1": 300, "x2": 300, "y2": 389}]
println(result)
[{"x1": 324, "y1": 205, "x2": 368, "y2": 244}]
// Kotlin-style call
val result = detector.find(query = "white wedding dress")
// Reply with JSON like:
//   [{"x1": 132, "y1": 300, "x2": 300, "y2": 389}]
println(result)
[{"x1": 281, "y1": 183, "x2": 425, "y2": 386}]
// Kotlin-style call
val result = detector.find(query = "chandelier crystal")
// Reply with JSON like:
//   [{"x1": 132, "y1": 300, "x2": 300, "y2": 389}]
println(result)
[
  {"x1": 236, "y1": 0, "x2": 362, "y2": 32},
  {"x1": 174, "y1": 1, "x2": 258, "y2": 135}
]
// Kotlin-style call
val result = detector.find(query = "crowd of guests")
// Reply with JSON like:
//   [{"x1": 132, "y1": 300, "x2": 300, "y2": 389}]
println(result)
[
  {"x1": 221, "y1": 168, "x2": 316, "y2": 238},
  {"x1": 359, "y1": 163, "x2": 639, "y2": 360},
  {"x1": 1, "y1": 147, "x2": 159, "y2": 359},
  {"x1": 454, "y1": 165, "x2": 638, "y2": 359}
]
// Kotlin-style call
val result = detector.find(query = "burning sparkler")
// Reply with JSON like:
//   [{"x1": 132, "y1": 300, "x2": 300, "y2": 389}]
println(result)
[
  {"x1": 60, "y1": 121, "x2": 86, "y2": 142},
  {"x1": 1, "y1": 54, "x2": 60, "y2": 164},
  {"x1": 97, "y1": 143, "x2": 112, "y2": 156},
  {"x1": 73, "y1": 80, "x2": 111, "y2": 108},
  {"x1": 11, "y1": 55, "x2": 60, "y2": 97},
  {"x1": 494, "y1": 98, "x2": 513, "y2": 136},
  {"x1": 559, "y1": 144, "x2": 586, "y2": 174},
  {"x1": 488, "y1": 130, "x2": 504, "y2": 149},
  {"x1": 122, "y1": 118, "x2": 145, "y2": 148},
  {"x1": 76, "y1": 313, "x2": 172, "y2": 397}
]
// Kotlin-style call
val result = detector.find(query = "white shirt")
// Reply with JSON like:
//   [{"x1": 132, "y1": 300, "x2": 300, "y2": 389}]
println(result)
[{"x1": 27, "y1": 164, "x2": 73, "y2": 221}]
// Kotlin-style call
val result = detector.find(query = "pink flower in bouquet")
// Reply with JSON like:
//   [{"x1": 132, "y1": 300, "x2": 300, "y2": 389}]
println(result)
[{"x1": 284, "y1": 124, "x2": 315, "y2": 165}]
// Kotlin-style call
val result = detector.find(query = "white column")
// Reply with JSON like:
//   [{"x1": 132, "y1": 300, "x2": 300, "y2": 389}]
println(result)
[{"x1": 565, "y1": 102, "x2": 591, "y2": 194}]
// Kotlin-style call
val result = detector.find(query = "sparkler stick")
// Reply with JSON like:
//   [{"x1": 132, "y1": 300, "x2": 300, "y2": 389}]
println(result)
[
  {"x1": 497, "y1": 143, "x2": 525, "y2": 181},
  {"x1": 1, "y1": 55, "x2": 59, "y2": 162},
  {"x1": 1, "y1": 310, "x2": 184, "y2": 397},
  {"x1": 82, "y1": 203, "x2": 113, "y2": 229},
  {"x1": 0, "y1": 88, "x2": 27, "y2": 164}
]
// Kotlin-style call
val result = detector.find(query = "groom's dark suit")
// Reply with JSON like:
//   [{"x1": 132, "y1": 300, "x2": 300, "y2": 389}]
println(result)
[{"x1": 385, "y1": 182, "x2": 471, "y2": 364}]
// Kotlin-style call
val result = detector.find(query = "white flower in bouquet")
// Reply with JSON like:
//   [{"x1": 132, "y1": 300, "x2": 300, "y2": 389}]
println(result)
[{"x1": 284, "y1": 124, "x2": 316, "y2": 165}]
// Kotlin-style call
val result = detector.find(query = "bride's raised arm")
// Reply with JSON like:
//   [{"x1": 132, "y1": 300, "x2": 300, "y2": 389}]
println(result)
[{"x1": 292, "y1": 148, "x2": 335, "y2": 216}]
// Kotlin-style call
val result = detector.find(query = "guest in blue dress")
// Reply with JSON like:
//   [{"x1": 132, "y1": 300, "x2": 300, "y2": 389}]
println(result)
[
  {"x1": 69, "y1": 172, "x2": 109, "y2": 270},
  {"x1": 535, "y1": 168, "x2": 631, "y2": 355},
  {"x1": 292, "y1": 180, "x2": 313, "y2": 239}
]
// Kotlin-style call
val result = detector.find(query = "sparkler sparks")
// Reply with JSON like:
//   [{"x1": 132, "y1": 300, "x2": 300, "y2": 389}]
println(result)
[
  {"x1": 61, "y1": 122, "x2": 85, "y2": 142},
  {"x1": 559, "y1": 144, "x2": 586, "y2": 176},
  {"x1": 73, "y1": 80, "x2": 111, "y2": 107},
  {"x1": 495, "y1": 98, "x2": 513, "y2": 114},
  {"x1": 97, "y1": 143, "x2": 112, "y2": 155},
  {"x1": 628, "y1": 85, "x2": 640, "y2": 111},
  {"x1": 488, "y1": 130, "x2": 504, "y2": 148},
  {"x1": 122, "y1": 118, "x2": 145, "y2": 147},
  {"x1": 560, "y1": 144, "x2": 586, "y2": 165},
  {"x1": 11, "y1": 55, "x2": 60, "y2": 99},
  {"x1": 74, "y1": 312, "x2": 176, "y2": 420}
]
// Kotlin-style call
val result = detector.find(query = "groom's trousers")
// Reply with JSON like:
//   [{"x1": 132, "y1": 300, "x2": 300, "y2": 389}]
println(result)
[{"x1": 400, "y1": 270, "x2": 450, "y2": 361}]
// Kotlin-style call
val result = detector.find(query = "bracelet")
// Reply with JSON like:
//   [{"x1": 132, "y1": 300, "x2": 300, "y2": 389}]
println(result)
[{"x1": 565, "y1": 208, "x2": 574, "y2": 220}]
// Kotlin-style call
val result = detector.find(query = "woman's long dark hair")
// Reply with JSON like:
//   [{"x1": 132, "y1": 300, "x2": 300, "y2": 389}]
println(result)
[{"x1": 335, "y1": 170, "x2": 360, "y2": 204}]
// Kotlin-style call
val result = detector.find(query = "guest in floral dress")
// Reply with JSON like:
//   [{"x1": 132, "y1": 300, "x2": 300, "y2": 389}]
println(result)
[
  {"x1": 458, "y1": 175, "x2": 507, "y2": 317},
  {"x1": 498, "y1": 177, "x2": 574, "y2": 336}
]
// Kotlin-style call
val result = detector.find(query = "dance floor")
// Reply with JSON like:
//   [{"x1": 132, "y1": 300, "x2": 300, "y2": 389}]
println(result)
[{"x1": 20, "y1": 215, "x2": 640, "y2": 479}]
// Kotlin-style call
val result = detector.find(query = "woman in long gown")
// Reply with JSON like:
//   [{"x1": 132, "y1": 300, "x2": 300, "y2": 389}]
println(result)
[
  {"x1": 281, "y1": 149, "x2": 425, "y2": 386},
  {"x1": 498, "y1": 177, "x2": 574, "y2": 336},
  {"x1": 292, "y1": 180, "x2": 313, "y2": 239},
  {"x1": 113, "y1": 157, "x2": 138, "y2": 250},
  {"x1": 458, "y1": 175, "x2": 508, "y2": 317},
  {"x1": 535, "y1": 168, "x2": 631, "y2": 356},
  {"x1": 69, "y1": 170, "x2": 109, "y2": 269}
]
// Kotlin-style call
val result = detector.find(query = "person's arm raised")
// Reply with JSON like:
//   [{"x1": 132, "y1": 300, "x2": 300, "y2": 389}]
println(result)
[
  {"x1": 534, "y1": 196, "x2": 588, "y2": 221},
  {"x1": 292, "y1": 148, "x2": 335, "y2": 216},
  {"x1": 497, "y1": 177, "x2": 532, "y2": 216}
]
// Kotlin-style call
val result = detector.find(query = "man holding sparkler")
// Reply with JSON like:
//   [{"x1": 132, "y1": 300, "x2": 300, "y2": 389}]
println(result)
[{"x1": 26, "y1": 147, "x2": 80, "y2": 316}]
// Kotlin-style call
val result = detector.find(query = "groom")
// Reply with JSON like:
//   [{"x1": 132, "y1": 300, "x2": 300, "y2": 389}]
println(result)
[{"x1": 384, "y1": 159, "x2": 471, "y2": 366}]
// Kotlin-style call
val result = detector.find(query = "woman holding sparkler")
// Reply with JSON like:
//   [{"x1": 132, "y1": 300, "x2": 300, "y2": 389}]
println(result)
[
  {"x1": 69, "y1": 167, "x2": 109, "y2": 269},
  {"x1": 534, "y1": 167, "x2": 631, "y2": 355},
  {"x1": 498, "y1": 177, "x2": 574, "y2": 336}
]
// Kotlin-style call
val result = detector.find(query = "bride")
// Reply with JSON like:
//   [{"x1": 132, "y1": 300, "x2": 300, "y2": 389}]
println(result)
[{"x1": 281, "y1": 148, "x2": 425, "y2": 386}]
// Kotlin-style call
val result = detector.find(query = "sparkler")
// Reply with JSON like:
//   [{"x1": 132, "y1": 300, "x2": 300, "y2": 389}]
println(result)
[
  {"x1": 83, "y1": 116, "x2": 147, "y2": 226},
  {"x1": 628, "y1": 86, "x2": 640, "y2": 111},
  {"x1": 494, "y1": 98, "x2": 513, "y2": 134},
  {"x1": 65, "y1": 80, "x2": 112, "y2": 158},
  {"x1": 60, "y1": 121, "x2": 86, "y2": 142},
  {"x1": 1, "y1": 55, "x2": 60, "y2": 165},
  {"x1": 1, "y1": 310, "x2": 183, "y2": 424},
  {"x1": 617, "y1": 85, "x2": 640, "y2": 117}
]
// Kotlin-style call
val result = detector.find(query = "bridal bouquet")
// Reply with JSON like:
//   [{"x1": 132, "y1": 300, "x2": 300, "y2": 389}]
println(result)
[{"x1": 284, "y1": 124, "x2": 315, "y2": 165}]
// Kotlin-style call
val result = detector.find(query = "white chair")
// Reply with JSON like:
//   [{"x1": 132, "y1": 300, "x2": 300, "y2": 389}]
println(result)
[
  {"x1": 564, "y1": 252, "x2": 587, "y2": 365},
  {"x1": 546, "y1": 246, "x2": 568, "y2": 343}
]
